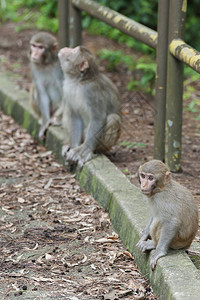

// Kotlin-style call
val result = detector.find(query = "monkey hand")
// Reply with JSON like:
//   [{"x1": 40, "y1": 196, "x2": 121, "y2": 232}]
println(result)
[
  {"x1": 136, "y1": 239, "x2": 155, "y2": 253},
  {"x1": 39, "y1": 120, "x2": 51, "y2": 140},
  {"x1": 49, "y1": 116, "x2": 62, "y2": 126},
  {"x1": 65, "y1": 145, "x2": 93, "y2": 167},
  {"x1": 139, "y1": 230, "x2": 150, "y2": 241},
  {"x1": 62, "y1": 144, "x2": 70, "y2": 157},
  {"x1": 150, "y1": 249, "x2": 167, "y2": 271}
]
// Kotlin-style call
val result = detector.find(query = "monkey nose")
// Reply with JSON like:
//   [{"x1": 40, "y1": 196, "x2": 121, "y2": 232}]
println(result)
[
  {"x1": 59, "y1": 47, "x2": 72, "y2": 56},
  {"x1": 32, "y1": 51, "x2": 40, "y2": 60},
  {"x1": 141, "y1": 180, "x2": 148, "y2": 189}
]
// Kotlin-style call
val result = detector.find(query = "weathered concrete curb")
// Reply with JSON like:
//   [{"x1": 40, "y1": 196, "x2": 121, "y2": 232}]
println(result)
[{"x1": 0, "y1": 70, "x2": 200, "y2": 300}]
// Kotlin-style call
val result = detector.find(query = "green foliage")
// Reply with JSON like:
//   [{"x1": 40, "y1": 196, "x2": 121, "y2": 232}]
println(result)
[
  {"x1": 119, "y1": 141, "x2": 146, "y2": 149},
  {"x1": 98, "y1": 49, "x2": 136, "y2": 71},
  {"x1": 0, "y1": 56, "x2": 6, "y2": 63},
  {"x1": 0, "y1": 0, "x2": 58, "y2": 32},
  {"x1": 85, "y1": 18, "x2": 155, "y2": 55},
  {"x1": 13, "y1": 62, "x2": 21, "y2": 70},
  {"x1": 185, "y1": 100, "x2": 198, "y2": 113},
  {"x1": 184, "y1": 96, "x2": 200, "y2": 120},
  {"x1": 128, "y1": 59, "x2": 156, "y2": 94},
  {"x1": 183, "y1": 86, "x2": 196, "y2": 102},
  {"x1": 184, "y1": 65, "x2": 200, "y2": 80},
  {"x1": 186, "y1": 0, "x2": 200, "y2": 51},
  {"x1": 98, "y1": 49, "x2": 156, "y2": 94},
  {"x1": 122, "y1": 168, "x2": 132, "y2": 177},
  {"x1": 98, "y1": 49, "x2": 123, "y2": 71},
  {"x1": 94, "y1": 0, "x2": 158, "y2": 30},
  {"x1": 183, "y1": 66, "x2": 200, "y2": 126},
  {"x1": 184, "y1": 66, "x2": 200, "y2": 103},
  {"x1": 93, "y1": 0, "x2": 200, "y2": 51},
  {"x1": 1, "y1": 0, "x2": 200, "y2": 50}
]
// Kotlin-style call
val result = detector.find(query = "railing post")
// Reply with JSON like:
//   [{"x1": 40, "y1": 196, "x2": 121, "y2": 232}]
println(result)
[
  {"x1": 69, "y1": 0, "x2": 82, "y2": 47},
  {"x1": 165, "y1": 0, "x2": 187, "y2": 172},
  {"x1": 154, "y1": 0, "x2": 169, "y2": 161},
  {"x1": 58, "y1": 0, "x2": 70, "y2": 48}
]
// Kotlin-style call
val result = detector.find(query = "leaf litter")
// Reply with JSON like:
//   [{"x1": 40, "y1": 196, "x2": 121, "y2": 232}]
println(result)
[{"x1": 0, "y1": 111, "x2": 158, "y2": 299}]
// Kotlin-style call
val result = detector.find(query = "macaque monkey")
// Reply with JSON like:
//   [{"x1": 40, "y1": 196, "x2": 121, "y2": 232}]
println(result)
[
  {"x1": 58, "y1": 46, "x2": 121, "y2": 167},
  {"x1": 137, "y1": 159, "x2": 199, "y2": 270},
  {"x1": 29, "y1": 32, "x2": 63, "y2": 139}
]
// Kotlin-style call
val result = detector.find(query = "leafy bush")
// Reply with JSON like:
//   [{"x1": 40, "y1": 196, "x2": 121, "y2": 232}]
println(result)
[
  {"x1": 98, "y1": 49, "x2": 156, "y2": 94},
  {"x1": 98, "y1": 49, "x2": 136, "y2": 71},
  {"x1": 183, "y1": 66, "x2": 200, "y2": 130},
  {"x1": 85, "y1": 18, "x2": 155, "y2": 54},
  {"x1": 1, "y1": 0, "x2": 200, "y2": 50},
  {"x1": 94, "y1": 0, "x2": 157, "y2": 30},
  {"x1": 1, "y1": 0, "x2": 200, "y2": 96},
  {"x1": 94, "y1": 0, "x2": 200, "y2": 50},
  {"x1": 119, "y1": 141, "x2": 146, "y2": 149},
  {"x1": 0, "y1": 0, "x2": 58, "y2": 32},
  {"x1": 127, "y1": 59, "x2": 156, "y2": 94}
]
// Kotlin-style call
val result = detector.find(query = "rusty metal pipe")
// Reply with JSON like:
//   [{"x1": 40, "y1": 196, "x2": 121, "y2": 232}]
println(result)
[{"x1": 72, "y1": 0, "x2": 157, "y2": 49}]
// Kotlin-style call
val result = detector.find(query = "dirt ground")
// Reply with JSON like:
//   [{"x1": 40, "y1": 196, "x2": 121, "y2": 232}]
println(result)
[
  {"x1": 0, "y1": 21, "x2": 199, "y2": 298},
  {"x1": 0, "y1": 111, "x2": 158, "y2": 299}
]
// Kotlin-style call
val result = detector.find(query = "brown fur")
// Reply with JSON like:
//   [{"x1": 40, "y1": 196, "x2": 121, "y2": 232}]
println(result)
[{"x1": 137, "y1": 159, "x2": 199, "y2": 270}]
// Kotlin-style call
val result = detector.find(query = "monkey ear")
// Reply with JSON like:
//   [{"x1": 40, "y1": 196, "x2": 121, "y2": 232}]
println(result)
[
  {"x1": 164, "y1": 171, "x2": 171, "y2": 185},
  {"x1": 52, "y1": 43, "x2": 58, "y2": 52},
  {"x1": 136, "y1": 171, "x2": 141, "y2": 183},
  {"x1": 79, "y1": 60, "x2": 89, "y2": 72},
  {"x1": 138, "y1": 175, "x2": 141, "y2": 184}
]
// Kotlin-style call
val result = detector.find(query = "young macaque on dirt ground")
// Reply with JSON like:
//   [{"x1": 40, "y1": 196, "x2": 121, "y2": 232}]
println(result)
[
  {"x1": 29, "y1": 32, "x2": 63, "y2": 139},
  {"x1": 137, "y1": 159, "x2": 199, "y2": 271},
  {"x1": 58, "y1": 45, "x2": 121, "y2": 167}
]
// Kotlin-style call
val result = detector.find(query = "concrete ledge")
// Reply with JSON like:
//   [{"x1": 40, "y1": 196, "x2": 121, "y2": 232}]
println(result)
[{"x1": 0, "y1": 70, "x2": 200, "y2": 300}]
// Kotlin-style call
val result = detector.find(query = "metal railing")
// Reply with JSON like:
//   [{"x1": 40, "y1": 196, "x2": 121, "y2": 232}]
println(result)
[{"x1": 58, "y1": 0, "x2": 199, "y2": 172}]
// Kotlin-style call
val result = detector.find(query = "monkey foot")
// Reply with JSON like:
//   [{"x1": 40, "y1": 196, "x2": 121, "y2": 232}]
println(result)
[
  {"x1": 150, "y1": 249, "x2": 167, "y2": 270},
  {"x1": 62, "y1": 145, "x2": 70, "y2": 157},
  {"x1": 64, "y1": 145, "x2": 93, "y2": 168},
  {"x1": 50, "y1": 116, "x2": 62, "y2": 126},
  {"x1": 136, "y1": 239, "x2": 155, "y2": 253}
]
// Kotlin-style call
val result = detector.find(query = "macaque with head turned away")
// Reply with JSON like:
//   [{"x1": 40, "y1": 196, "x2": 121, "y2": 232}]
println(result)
[
  {"x1": 58, "y1": 45, "x2": 121, "y2": 167},
  {"x1": 137, "y1": 159, "x2": 199, "y2": 270},
  {"x1": 29, "y1": 32, "x2": 63, "y2": 139}
]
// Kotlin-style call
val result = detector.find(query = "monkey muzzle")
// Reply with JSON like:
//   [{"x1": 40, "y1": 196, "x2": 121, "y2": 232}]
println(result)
[
  {"x1": 141, "y1": 183, "x2": 157, "y2": 196},
  {"x1": 141, "y1": 189, "x2": 152, "y2": 195}
]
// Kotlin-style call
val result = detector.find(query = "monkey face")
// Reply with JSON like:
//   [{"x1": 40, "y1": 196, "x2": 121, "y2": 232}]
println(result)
[
  {"x1": 58, "y1": 46, "x2": 99, "y2": 80},
  {"x1": 58, "y1": 46, "x2": 89, "y2": 76},
  {"x1": 139, "y1": 172, "x2": 157, "y2": 196},
  {"x1": 138, "y1": 160, "x2": 171, "y2": 196},
  {"x1": 58, "y1": 47, "x2": 76, "y2": 75},
  {"x1": 30, "y1": 33, "x2": 58, "y2": 65},
  {"x1": 30, "y1": 43, "x2": 46, "y2": 64}
]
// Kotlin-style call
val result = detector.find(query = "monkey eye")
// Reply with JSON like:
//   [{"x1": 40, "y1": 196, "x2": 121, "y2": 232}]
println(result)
[
  {"x1": 140, "y1": 173, "x2": 145, "y2": 179},
  {"x1": 148, "y1": 175, "x2": 154, "y2": 181},
  {"x1": 31, "y1": 43, "x2": 44, "y2": 50}
]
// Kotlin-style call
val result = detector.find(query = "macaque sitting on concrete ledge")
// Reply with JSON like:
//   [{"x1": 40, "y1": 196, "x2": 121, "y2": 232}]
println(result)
[
  {"x1": 29, "y1": 32, "x2": 63, "y2": 139},
  {"x1": 58, "y1": 45, "x2": 121, "y2": 167},
  {"x1": 137, "y1": 159, "x2": 199, "y2": 270}
]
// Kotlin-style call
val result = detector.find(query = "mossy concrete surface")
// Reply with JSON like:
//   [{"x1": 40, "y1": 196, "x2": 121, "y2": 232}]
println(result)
[{"x1": 0, "y1": 71, "x2": 200, "y2": 299}]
